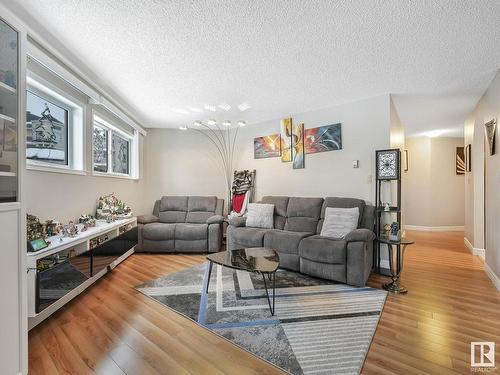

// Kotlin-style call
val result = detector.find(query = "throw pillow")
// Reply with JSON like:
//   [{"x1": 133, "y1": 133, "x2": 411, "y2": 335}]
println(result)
[
  {"x1": 320, "y1": 207, "x2": 359, "y2": 239},
  {"x1": 246, "y1": 203, "x2": 275, "y2": 229}
]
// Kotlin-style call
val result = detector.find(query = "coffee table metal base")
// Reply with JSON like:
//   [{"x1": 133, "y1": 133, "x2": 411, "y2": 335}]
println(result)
[{"x1": 206, "y1": 260, "x2": 277, "y2": 316}]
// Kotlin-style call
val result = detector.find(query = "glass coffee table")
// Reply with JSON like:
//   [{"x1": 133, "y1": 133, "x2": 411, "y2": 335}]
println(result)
[{"x1": 206, "y1": 247, "x2": 280, "y2": 315}]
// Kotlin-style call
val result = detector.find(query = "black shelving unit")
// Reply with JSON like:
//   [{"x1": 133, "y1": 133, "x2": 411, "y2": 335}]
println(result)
[{"x1": 374, "y1": 149, "x2": 402, "y2": 274}]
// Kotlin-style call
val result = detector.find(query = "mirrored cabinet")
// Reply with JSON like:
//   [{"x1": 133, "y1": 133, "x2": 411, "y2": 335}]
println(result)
[{"x1": 0, "y1": 17, "x2": 18, "y2": 202}]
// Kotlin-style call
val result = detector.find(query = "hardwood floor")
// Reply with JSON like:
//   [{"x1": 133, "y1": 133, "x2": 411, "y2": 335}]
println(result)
[{"x1": 28, "y1": 231, "x2": 500, "y2": 374}]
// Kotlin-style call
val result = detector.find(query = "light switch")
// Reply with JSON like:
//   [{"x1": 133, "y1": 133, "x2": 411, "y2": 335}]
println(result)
[{"x1": 353, "y1": 160, "x2": 359, "y2": 168}]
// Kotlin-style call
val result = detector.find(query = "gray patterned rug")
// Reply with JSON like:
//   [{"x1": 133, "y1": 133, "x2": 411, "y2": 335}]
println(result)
[{"x1": 136, "y1": 262, "x2": 387, "y2": 375}]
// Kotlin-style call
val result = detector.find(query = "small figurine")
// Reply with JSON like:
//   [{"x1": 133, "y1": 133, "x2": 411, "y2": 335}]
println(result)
[{"x1": 384, "y1": 202, "x2": 391, "y2": 212}]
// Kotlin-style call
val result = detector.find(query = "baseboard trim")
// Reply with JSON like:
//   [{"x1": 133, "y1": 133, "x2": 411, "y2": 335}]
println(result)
[
  {"x1": 464, "y1": 237, "x2": 485, "y2": 260},
  {"x1": 485, "y1": 262, "x2": 500, "y2": 292},
  {"x1": 405, "y1": 225, "x2": 464, "y2": 232}
]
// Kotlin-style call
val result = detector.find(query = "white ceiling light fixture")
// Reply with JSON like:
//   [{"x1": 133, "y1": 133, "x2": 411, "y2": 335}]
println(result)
[
  {"x1": 188, "y1": 106, "x2": 202, "y2": 113},
  {"x1": 204, "y1": 104, "x2": 217, "y2": 112},
  {"x1": 179, "y1": 125, "x2": 188, "y2": 130},
  {"x1": 172, "y1": 108, "x2": 189, "y2": 115},
  {"x1": 207, "y1": 119, "x2": 217, "y2": 125},
  {"x1": 218, "y1": 103, "x2": 231, "y2": 111},
  {"x1": 237, "y1": 103, "x2": 251, "y2": 112},
  {"x1": 237, "y1": 121, "x2": 246, "y2": 127},
  {"x1": 193, "y1": 120, "x2": 203, "y2": 126},
  {"x1": 222, "y1": 120, "x2": 231, "y2": 127}
]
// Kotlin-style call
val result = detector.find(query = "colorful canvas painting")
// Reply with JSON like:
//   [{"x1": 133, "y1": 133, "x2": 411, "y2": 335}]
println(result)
[
  {"x1": 254, "y1": 134, "x2": 281, "y2": 159},
  {"x1": 280, "y1": 118, "x2": 292, "y2": 162},
  {"x1": 456, "y1": 146, "x2": 465, "y2": 175},
  {"x1": 305, "y1": 123, "x2": 342, "y2": 154},
  {"x1": 292, "y1": 122, "x2": 305, "y2": 169}
]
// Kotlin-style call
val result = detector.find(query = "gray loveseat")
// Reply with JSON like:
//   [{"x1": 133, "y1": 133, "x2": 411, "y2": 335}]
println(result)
[
  {"x1": 136, "y1": 196, "x2": 224, "y2": 253},
  {"x1": 226, "y1": 196, "x2": 375, "y2": 286}
]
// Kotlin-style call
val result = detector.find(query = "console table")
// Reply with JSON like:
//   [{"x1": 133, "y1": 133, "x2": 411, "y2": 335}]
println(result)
[{"x1": 27, "y1": 217, "x2": 137, "y2": 329}]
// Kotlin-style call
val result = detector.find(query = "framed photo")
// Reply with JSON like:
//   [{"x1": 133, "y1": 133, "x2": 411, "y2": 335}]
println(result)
[
  {"x1": 456, "y1": 146, "x2": 465, "y2": 175},
  {"x1": 465, "y1": 144, "x2": 472, "y2": 172},
  {"x1": 27, "y1": 238, "x2": 49, "y2": 253},
  {"x1": 376, "y1": 149, "x2": 400, "y2": 180}
]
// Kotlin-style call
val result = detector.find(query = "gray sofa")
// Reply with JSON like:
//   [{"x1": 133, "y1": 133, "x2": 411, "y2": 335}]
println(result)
[
  {"x1": 136, "y1": 196, "x2": 224, "y2": 253},
  {"x1": 226, "y1": 196, "x2": 376, "y2": 286}
]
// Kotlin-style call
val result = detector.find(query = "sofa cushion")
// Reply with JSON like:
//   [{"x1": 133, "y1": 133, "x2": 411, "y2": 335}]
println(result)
[
  {"x1": 228, "y1": 226, "x2": 269, "y2": 248},
  {"x1": 263, "y1": 230, "x2": 313, "y2": 255},
  {"x1": 318, "y1": 197, "x2": 366, "y2": 232},
  {"x1": 261, "y1": 196, "x2": 289, "y2": 230},
  {"x1": 188, "y1": 196, "x2": 217, "y2": 212},
  {"x1": 320, "y1": 207, "x2": 359, "y2": 239},
  {"x1": 175, "y1": 223, "x2": 208, "y2": 240},
  {"x1": 285, "y1": 197, "x2": 323, "y2": 233},
  {"x1": 246, "y1": 203, "x2": 274, "y2": 229},
  {"x1": 186, "y1": 211, "x2": 214, "y2": 224},
  {"x1": 159, "y1": 211, "x2": 187, "y2": 223},
  {"x1": 160, "y1": 196, "x2": 188, "y2": 211},
  {"x1": 299, "y1": 235, "x2": 347, "y2": 264},
  {"x1": 143, "y1": 223, "x2": 176, "y2": 241}
]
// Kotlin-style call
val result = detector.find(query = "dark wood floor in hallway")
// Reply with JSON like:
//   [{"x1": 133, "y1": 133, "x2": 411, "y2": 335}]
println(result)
[{"x1": 28, "y1": 231, "x2": 500, "y2": 374}]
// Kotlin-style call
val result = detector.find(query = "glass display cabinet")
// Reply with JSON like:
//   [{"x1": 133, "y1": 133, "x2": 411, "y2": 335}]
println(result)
[{"x1": 0, "y1": 18, "x2": 18, "y2": 202}]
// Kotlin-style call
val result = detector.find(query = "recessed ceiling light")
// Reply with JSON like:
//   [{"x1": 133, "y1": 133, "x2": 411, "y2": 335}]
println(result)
[
  {"x1": 207, "y1": 119, "x2": 217, "y2": 125},
  {"x1": 179, "y1": 125, "x2": 188, "y2": 130},
  {"x1": 222, "y1": 120, "x2": 231, "y2": 127},
  {"x1": 172, "y1": 108, "x2": 189, "y2": 115},
  {"x1": 204, "y1": 104, "x2": 217, "y2": 112},
  {"x1": 193, "y1": 121, "x2": 202, "y2": 126},
  {"x1": 218, "y1": 103, "x2": 231, "y2": 111},
  {"x1": 188, "y1": 106, "x2": 202, "y2": 113},
  {"x1": 237, "y1": 102, "x2": 251, "y2": 111},
  {"x1": 237, "y1": 121, "x2": 246, "y2": 127}
]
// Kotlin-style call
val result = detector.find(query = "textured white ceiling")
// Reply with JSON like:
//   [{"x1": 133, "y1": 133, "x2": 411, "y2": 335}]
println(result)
[{"x1": 9, "y1": 0, "x2": 500, "y2": 133}]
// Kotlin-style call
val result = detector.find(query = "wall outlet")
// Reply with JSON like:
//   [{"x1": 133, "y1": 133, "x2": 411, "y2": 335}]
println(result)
[{"x1": 353, "y1": 160, "x2": 359, "y2": 168}]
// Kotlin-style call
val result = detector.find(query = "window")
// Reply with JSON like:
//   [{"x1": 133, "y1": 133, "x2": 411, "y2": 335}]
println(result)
[
  {"x1": 26, "y1": 90, "x2": 69, "y2": 165},
  {"x1": 26, "y1": 76, "x2": 84, "y2": 173},
  {"x1": 93, "y1": 115, "x2": 135, "y2": 178}
]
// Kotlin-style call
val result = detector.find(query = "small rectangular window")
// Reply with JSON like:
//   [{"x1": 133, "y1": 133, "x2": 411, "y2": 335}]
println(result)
[
  {"x1": 92, "y1": 125, "x2": 108, "y2": 172},
  {"x1": 26, "y1": 90, "x2": 69, "y2": 165},
  {"x1": 92, "y1": 114, "x2": 135, "y2": 178},
  {"x1": 111, "y1": 133, "x2": 130, "y2": 175}
]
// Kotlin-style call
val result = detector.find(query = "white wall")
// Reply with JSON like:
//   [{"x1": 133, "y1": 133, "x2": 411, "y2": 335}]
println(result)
[
  {"x1": 145, "y1": 95, "x2": 391, "y2": 213},
  {"x1": 465, "y1": 69, "x2": 500, "y2": 279},
  {"x1": 405, "y1": 137, "x2": 465, "y2": 227},
  {"x1": 25, "y1": 135, "x2": 147, "y2": 223}
]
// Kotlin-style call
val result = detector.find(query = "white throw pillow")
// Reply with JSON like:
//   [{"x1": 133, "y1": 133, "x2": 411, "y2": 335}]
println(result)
[
  {"x1": 320, "y1": 207, "x2": 359, "y2": 239},
  {"x1": 245, "y1": 203, "x2": 275, "y2": 229}
]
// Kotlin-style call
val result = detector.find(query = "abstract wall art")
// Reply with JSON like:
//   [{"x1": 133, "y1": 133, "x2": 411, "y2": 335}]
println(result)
[
  {"x1": 280, "y1": 117, "x2": 292, "y2": 162},
  {"x1": 485, "y1": 118, "x2": 497, "y2": 156},
  {"x1": 254, "y1": 133, "x2": 281, "y2": 159},
  {"x1": 304, "y1": 123, "x2": 342, "y2": 154},
  {"x1": 456, "y1": 146, "x2": 465, "y2": 175},
  {"x1": 292, "y1": 122, "x2": 305, "y2": 169}
]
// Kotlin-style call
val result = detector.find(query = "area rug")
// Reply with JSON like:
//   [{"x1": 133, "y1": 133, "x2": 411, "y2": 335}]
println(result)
[{"x1": 136, "y1": 262, "x2": 387, "y2": 375}]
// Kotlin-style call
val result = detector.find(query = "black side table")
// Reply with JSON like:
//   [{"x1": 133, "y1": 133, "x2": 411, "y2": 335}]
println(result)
[{"x1": 376, "y1": 236, "x2": 415, "y2": 294}]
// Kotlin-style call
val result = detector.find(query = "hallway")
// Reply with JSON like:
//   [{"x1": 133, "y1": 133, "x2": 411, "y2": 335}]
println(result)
[{"x1": 364, "y1": 231, "x2": 499, "y2": 374}]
